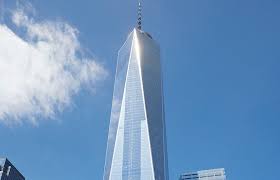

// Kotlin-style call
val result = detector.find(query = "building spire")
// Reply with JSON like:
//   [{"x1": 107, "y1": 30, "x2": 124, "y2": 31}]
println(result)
[{"x1": 137, "y1": 1, "x2": 142, "y2": 30}]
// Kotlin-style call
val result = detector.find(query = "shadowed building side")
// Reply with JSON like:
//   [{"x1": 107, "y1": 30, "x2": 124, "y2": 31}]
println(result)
[{"x1": 0, "y1": 158, "x2": 25, "y2": 180}]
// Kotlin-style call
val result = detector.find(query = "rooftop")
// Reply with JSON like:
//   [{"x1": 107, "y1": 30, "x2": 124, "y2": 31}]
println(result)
[{"x1": 180, "y1": 168, "x2": 226, "y2": 179}]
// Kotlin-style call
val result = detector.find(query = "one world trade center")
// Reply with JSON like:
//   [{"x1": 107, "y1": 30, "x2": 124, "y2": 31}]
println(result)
[{"x1": 103, "y1": 2, "x2": 169, "y2": 180}]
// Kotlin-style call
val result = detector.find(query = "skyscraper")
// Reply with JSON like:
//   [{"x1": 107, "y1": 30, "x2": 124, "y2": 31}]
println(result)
[
  {"x1": 0, "y1": 158, "x2": 25, "y2": 180},
  {"x1": 179, "y1": 168, "x2": 226, "y2": 180},
  {"x1": 103, "y1": 4, "x2": 168, "y2": 180}
]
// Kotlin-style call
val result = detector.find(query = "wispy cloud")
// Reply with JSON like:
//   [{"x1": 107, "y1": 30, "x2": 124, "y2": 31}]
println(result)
[{"x1": 0, "y1": 3, "x2": 107, "y2": 125}]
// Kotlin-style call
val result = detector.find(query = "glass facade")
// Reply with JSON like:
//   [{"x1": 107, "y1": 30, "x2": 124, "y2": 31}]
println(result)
[
  {"x1": 0, "y1": 158, "x2": 25, "y2": 180},
  {"x1": 179, "y1": 168, "x2": 226, "y2": 180},
  {"x1": 103, "y1": 28, "x2": 168, "y2": 180}
]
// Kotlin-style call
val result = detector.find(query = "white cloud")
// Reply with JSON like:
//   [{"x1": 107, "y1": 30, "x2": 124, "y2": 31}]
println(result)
[{"x1": 0, "y1": 4, "x2": 107, "y2": 125}]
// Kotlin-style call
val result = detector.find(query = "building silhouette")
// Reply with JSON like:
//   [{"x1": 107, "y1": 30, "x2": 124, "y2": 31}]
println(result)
[
  {"x1": 0, "y1": 158, "x2": 25, "y2": 180},
  {"x1": 103, "y1": 20, "x2": 168, "y2": 180}
]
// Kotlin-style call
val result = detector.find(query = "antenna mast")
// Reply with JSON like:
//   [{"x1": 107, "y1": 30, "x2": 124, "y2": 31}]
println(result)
[{"x1": 137, "y1": 1, "x2": 142, "y2": 30}]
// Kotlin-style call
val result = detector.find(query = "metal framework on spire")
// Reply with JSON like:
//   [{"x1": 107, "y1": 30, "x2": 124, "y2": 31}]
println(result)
[{"x1": 137, "y1": 1, "x2": 142, "y2": 30}]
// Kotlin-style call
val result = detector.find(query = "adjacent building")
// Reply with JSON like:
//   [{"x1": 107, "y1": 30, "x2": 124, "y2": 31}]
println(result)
[
  {"x1": 0, "y1": 158, "x2": 25, "y2": 180},
  {"x1": 179, "y1": 168, "x2": 226, "y2": 180},
  {"x1": 103, "y1": 13, "x2": 168, "y2": 180}
]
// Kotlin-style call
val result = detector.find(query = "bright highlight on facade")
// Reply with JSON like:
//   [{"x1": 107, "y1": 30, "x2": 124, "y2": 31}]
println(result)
[{"x1": 103, "y1": 28, "x2": 168, "y2": 180}]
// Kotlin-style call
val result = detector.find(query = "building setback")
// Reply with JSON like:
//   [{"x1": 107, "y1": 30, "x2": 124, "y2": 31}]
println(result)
[
  {"x1": 179, "y1": 168, "x2": 226, "y2": 180},
  {"x1": 0, "y1": 158, "x2": 25, "y2": 180}
]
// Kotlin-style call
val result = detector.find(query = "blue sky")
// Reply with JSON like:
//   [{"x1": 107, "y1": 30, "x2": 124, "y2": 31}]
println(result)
[{"x1": 0, "y1": 0, "x2": 280, "y2": 179}]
